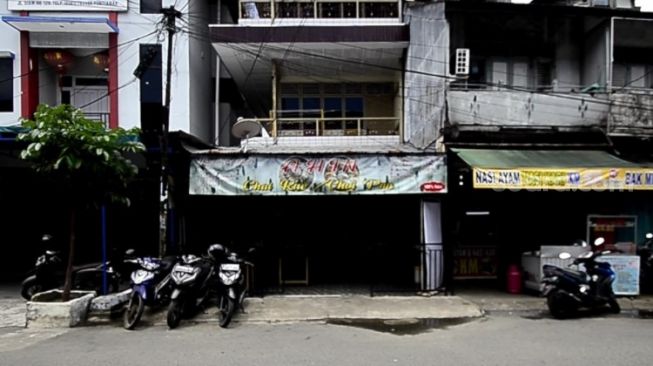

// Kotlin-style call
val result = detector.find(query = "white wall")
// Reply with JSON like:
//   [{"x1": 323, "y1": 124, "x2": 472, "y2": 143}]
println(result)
[
  {"x1": 116, "y1": 1, "x2": 192, "y2": 132},
  {"x1": 188, "y1": 0, "x2": 214, "y2": 143},
  {"x1": 0, "y1": 6, "x2": 23, "y2": 126},
  {"x1": 0, "y1": 2, "x2": 195, "y2": 133}
]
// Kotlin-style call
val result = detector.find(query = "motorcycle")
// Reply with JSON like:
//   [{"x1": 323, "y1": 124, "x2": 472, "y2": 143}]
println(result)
[
  {"x1": 542, "y1": 237, "x2": 621, "y2": 319},
  {"x1": 166, "y1": 248, "x2": 220, "y2": 329},
  {"x1": 637, "y1": 232, "x2": 653, "y2": 294},
  {"x1": 21, "y1": 234, "x2": 136, "y2": 300},
  {"x1": 215, "y1": 247, "x2": 254, "y2": 328},
  {"x1": 123, "y1": 256, "x2": 178, "y2": 330}
]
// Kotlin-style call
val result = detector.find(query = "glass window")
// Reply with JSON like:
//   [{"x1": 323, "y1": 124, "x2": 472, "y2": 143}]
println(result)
[
  {"x1": 75, "y1": 78, "x2": 108, "y2": 86},
  {"x1": 281, "y1": 97, "x2": 300, "y2": 130},
  {"x1": 302, "y1": 97, "x2": 320, "y2": 134},
  {"x1": 345, "y1": 97, "x2": 363, "y2": 129},
  {"x1": 140, "y1": 0, "x2": 162, "y2": 14},
  {"x1": 324, "y1": 97, "x2": 342, "y2": 130},
  {"x1": 0, "y1": 57, "x2": 13, "y2": 112},
  {"x1": 61, "y1": 90, "x2": 71, "y2": 105}
]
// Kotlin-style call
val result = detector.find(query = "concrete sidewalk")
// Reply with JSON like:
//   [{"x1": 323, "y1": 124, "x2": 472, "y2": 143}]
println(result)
[
  {"x1": 457, "y1": 290, "x2": 653, "y2": 314},
  {"x1": 6, "y1": 285, "x2": 653, "y2": 329},
  {"x1": 88, "y1": 295, "x2": 485, "y2": 326}
]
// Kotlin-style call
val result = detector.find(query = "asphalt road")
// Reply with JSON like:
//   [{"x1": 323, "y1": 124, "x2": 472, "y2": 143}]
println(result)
[{"x1": 1, "y1": 314, "x2": 651, "y2": 366}]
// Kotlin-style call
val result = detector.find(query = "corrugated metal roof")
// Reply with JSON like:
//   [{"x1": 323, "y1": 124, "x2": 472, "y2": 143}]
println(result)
[{"x1": 452, "y1": 149, "x2": 639, "y2": 168}]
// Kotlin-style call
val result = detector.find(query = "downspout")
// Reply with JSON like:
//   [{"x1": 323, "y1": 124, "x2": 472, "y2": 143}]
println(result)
[{"x1": 108, "y1": 12, "x2": 119, "y2": 129}]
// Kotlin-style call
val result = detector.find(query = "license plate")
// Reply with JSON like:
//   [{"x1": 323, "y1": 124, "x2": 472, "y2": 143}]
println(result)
[
  {"x1": 221, "y1": 263, "x2": 240, "y2": 271},
  {"x1": 175, "y1": 265, "x2": 195, "y2": 274}
]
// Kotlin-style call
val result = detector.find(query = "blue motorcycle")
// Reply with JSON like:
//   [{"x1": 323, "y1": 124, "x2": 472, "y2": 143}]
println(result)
[
  {"x1": 123, "y1": 256, "x2": 178, "y2": 330},
  {"x1": 542, "y1": 237, "x2": 621, "y2": 319}
]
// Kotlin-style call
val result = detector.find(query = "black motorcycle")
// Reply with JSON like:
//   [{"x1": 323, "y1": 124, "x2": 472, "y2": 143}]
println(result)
[
  {"x1": 542, "y1": 237, "x2": 620, "y2": 319},
  {"x1": 21, "y1": 235, "x2": 136, "y2": 300},
  {"x1": 123, "y1": 256, "x2": 178, "y2": 330},
  {"x1": 215, "y1": 247, "x2": 254, "y2": 328},
  {"x1": 166, "y1": 249, "x2": 219, "y2": 329}
]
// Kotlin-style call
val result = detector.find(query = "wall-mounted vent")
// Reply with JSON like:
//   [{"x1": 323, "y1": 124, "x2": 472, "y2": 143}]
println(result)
[{"x1": 455, "y1": 48, "x2": 470, "y2": 77}]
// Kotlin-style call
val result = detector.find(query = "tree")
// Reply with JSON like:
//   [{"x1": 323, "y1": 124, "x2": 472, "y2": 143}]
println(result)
[{"x1": 18, "y1": 104, "x2": 145, "y2": 301}]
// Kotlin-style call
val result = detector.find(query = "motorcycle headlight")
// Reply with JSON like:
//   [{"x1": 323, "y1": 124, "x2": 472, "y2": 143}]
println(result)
[
  {"x1": 131, "y1": 269, "x2": 155, "y2": 284},
  {"x1": 139, "y1": 258, "x2": 160, "y2": 271},
  {"x1": 171, "y1": 266, "x2": 200, "y2": 284},
  {"x1": 219, "y1": 271, "x2": 240, "y2": 286}
]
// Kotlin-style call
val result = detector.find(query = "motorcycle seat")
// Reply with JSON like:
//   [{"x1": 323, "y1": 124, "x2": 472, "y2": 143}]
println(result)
[
  {"x1": 561, "y1": 268, "x2": 589, "y2": 283},
  {"x1": 159, "y1": 257, "x2": 177, "y2": 272}
]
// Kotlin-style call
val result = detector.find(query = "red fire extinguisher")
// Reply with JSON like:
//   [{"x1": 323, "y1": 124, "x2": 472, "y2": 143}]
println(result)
[{"x1": 506, "y1": 264, "x2": 522, "y2": 294}]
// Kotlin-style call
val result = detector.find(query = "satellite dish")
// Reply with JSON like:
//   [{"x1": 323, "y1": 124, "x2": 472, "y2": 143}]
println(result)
[
  {"x1": 231, "y1": 118, "x2": 262, "y2": 139},
  {"x1": 231, "y1": 118, "x2": 262, "y2": 153}
]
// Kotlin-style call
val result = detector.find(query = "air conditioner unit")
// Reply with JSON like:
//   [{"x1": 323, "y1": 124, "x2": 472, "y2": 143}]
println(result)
[{"x1": 455, "y1": 48, "x2": 470, "y2": 77}]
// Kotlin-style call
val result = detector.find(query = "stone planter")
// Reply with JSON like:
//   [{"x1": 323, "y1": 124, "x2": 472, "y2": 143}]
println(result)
[{"x1": 26, "y1": 290, "x2": 96, "y2": 328}]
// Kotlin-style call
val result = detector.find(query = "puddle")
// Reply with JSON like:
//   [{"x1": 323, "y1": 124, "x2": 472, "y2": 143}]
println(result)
[{"x1": 325, "y1": 317, "x2": 476, "y2": 335}]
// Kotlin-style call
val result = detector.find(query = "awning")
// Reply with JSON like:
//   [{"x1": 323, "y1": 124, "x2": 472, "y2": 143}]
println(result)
[
  {"x1": 2, "y1": 16, "x2": 118, "y2": 33},
  {"x1": 452, "y1": 149, "x2": 653, "y2": 191}
]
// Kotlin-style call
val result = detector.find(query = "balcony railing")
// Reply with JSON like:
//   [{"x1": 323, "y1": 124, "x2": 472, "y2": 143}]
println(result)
[
  {"x1": 239, "y1": 0, "x2": 400, "y2": 21},
  {"x1": 241, "y1": 115, "x2": 400, "y2": 138},
  {"x1": 84, "y1": 112, "x2": 110, "y2": 128}
]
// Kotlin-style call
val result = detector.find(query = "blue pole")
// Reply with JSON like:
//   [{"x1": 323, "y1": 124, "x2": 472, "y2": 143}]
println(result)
[{"x1": 101, "y1": 205, "x2": 107, "y2": 295}]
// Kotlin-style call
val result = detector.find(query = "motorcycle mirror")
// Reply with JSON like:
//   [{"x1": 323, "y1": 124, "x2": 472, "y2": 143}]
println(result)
[
  {"x1": 559, "y1": 252, "x2": 572, "y2": 260},
  {"x1": 646, "y1": 233, "x2": 653, "y2": 240},
  {"x1": 594, "y1": 237, "x2": 605, "y2": 246},
  {"x1": 572, "y1": 239, "x2": 588, "y2": 247}
]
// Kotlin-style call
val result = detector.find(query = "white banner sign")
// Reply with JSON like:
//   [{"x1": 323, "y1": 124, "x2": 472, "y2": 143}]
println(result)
[
  {"x1": 189, "y1": 154, "x2": 447, "y2": 196},
  {"x1": 8, "y1": 0, "x2": 128, "y2": 11}
]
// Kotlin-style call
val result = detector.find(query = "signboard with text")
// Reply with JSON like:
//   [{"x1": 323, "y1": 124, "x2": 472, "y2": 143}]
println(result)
[
  {"x1": 8, "y1": 0, "x2": 128, "y2": 11},
  {"x1": 473, "y1": 168, "x2": 653, "y2": 191},
  {"x1": 453, "y1": 246, "x2": 498, "y2": 279},
  {"x1": 189, "y1": 154, "x2": 447, "y2": 196},
  {"x1": 602, "y1": 255, "x2": 640, "y2": 296}
]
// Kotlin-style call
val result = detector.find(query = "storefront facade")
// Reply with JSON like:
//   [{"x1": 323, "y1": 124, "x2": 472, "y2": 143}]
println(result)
[
  {"x1": 447, "y1": 148, "x2": 653, "y2": 290},
  {"x1": 185, "y1": 152, "x2": 448, "y2": 295}
]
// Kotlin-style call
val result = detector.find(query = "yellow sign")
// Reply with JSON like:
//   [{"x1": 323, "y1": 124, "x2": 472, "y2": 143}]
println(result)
[{"x1": 473, "y1": 168, "x2": 653, "y2": 191}]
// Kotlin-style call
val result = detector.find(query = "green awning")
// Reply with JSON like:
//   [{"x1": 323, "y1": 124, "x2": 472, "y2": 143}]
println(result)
[
  {"x1": 452, "y1": 149, "x2": 650, "y2": 190},
  {"x1": 452, "y1": 149, "x2": 639, "y2": 169}
]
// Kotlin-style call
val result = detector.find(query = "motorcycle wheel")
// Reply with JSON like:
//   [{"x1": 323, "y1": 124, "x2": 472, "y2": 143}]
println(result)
[
  {"x1": 547, "y1": 290, "x2": 574, "y2": 319},
  {"x1": 167, "y1": 299, "x2": 182, "y2": 329},
  {"x1": 608, "y1": 295, "x2": 621, "y2": 314},
  {"x1": 217, "y1": 295, "x2": 235, "y2": 328},
  {"x1": 21, "y1": 281, "x2": 43, "y2": 301},
  {"x1": 123, "y1": 293, "x2": 145, "y2": 330}
]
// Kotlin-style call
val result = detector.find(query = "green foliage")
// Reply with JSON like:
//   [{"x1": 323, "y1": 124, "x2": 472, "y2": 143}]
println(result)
[{"x1": 18, "y1": 104, "x2": 146, "y2": 207}]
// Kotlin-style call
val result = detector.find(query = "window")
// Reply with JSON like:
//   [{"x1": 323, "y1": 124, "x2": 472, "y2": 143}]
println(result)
[
  {"x1": 0, "y1": 56, "x2": 13, "y2": 112},
  {"x1": 489, "y1": 58, "x2": 529, "y2": 89},
  {"x1": 141, "y1": 0, "x2": 162, "y2": 14},
  {"x1": 278, "y1": 83, "x2": 395, "y2": 135},
  {"x1": 612, "y1": 63, "x2": 652, "y2": 90}
]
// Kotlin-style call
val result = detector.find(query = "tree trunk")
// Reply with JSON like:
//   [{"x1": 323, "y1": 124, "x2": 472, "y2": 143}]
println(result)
[{"x1": 62, "y1": 208, "x2": 76, "y2": 302}]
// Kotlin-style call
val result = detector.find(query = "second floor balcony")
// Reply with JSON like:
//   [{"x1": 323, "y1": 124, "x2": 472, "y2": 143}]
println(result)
[{"x1": 238, "y1": 0, "x2": 402, "y2": 25}]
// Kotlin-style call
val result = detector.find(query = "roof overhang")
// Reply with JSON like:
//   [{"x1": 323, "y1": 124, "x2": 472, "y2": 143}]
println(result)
[
  {"x1": 2, "y1": 16, "x2": 119, "y2": 33},
  {"x1": 211, "y1": 24, "x2": 408, "y2": 116},
  {"x1": 452, "y1": 149, "x2": 653, "y2": 191}
]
